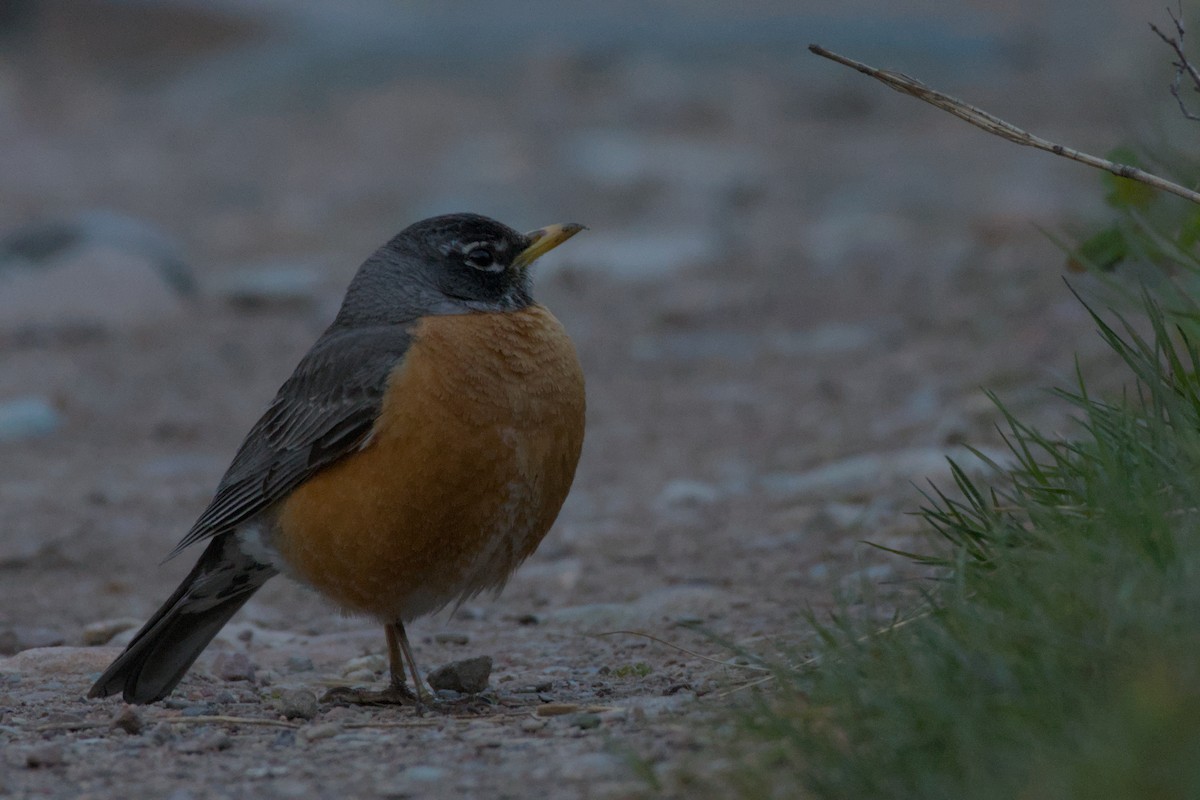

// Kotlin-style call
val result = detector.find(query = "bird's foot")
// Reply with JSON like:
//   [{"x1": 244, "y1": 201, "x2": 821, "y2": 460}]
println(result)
[{"x1": 320, "y1": 684, "x2": 421, "y2": 707}]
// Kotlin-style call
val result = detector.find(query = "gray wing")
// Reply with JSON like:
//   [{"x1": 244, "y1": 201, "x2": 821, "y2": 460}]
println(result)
[{"x1": 169, "y1": 324, "x2": 415, "y2": 557}]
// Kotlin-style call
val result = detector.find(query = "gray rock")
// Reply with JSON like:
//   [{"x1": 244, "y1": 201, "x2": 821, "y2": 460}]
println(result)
[
  {"x1": 571, "y1": 712, "x2": 602, "y2": 730},
  {"x1": 341, "y1": 668, "x2": 375, "y2": 683},
  {"x1": 82, "y1": 618, "x2": 142, "y2": 646},
  {"x1": 0, "y1": 626, "x2": 65, "y2": 655},
  {"x1": 426, "y1": 656, "x2": 492, "y2": 694},
  {"x1": 0, "y1": 210, "x2": 193, "y2": 294},
  {"x1": 285, "y1": 656, "x2": 314, "y2": 673},
  {"x1": 0, "y1": 246, "x2": 187, "y2": 331},
  {"x1": 340, "y1": 653, "x2": 385, "y2": 676},
  {"x1": 654, "y1": 479, "x2": 722, "y2": 511},
  {"x1": 0, "y1": 646, "x2": 115, "y2": 679},
  {"x1": 433, "y1": 632, "x2": 469, "y2": 645},
  {"x1": 111, "y1": 706, "x2": 144, "y2": 735},
  {"x1": 0, "y1": 397, "x2": 61, "y2": 443},
  {"x1": 213, "y1": 263, "x2": 321, "y2": 309},
  {"x1": 211, "y1": 651, "x2": 256, "y2": 683},
  {"x1": 296, "y1": 722, "x2": 340, "y2": 743},
  {"x1": 277, "y1": 688, "x2": 318, "y2": 720}
]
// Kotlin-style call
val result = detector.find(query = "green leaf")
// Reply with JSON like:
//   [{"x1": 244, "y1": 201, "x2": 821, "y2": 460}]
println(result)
[
  {"x1": 1074, "y1": 226, "x2": 1127, "y2": 271},
  {"x1": 1103, "y1": 147, "x2": 1158, "y2": 209}
]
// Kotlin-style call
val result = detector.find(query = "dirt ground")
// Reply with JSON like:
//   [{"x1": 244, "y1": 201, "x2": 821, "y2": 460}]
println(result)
[{"x1": 0, "y1": 1, "x2": 1169, "y2": 798}]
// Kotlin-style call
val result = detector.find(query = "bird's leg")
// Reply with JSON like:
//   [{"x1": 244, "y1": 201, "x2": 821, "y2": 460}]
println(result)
[
  {"x1": 385, "y1": 621, "x2": 407, "y2": 691},
  {"x1": 390, "y1": 620, "x2": 429, "y2": 706},
  {"x1": 319, "y1": 622, "x2": 422, "y2": 707}
]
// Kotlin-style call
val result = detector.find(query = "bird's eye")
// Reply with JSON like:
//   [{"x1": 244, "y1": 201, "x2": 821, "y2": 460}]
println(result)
[{"x1": 464, "y1": 247, "x2": 495, "y2": 269}]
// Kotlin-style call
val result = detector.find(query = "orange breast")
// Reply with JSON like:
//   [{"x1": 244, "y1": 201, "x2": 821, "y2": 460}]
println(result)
[{"x1": 274, "y1": 305, "x2": 585, "y2": 622}]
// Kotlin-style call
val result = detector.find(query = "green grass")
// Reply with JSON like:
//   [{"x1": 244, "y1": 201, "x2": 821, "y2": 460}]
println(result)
[{"x1": 715, "y1": 292, "x2": 1200, "y2": 800}]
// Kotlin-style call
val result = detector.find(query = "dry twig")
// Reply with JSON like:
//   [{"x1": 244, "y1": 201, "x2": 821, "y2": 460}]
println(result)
[
  {"x1": 808, "y1": 44, "x2": 1200, "y2": 207},
  {"x1": 1150, "y1": 2, "x2": 1200, "y2": 121}
]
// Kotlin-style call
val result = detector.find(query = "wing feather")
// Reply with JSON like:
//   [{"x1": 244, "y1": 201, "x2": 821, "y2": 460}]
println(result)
[{"x1": 169, "y1": 324, "x2": 414, "y2": 556}]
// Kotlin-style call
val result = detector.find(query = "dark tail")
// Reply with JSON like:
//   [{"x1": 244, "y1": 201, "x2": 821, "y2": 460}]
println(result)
[{"x1": 88, "y1": 535, "x2": 277, "y2": 704}]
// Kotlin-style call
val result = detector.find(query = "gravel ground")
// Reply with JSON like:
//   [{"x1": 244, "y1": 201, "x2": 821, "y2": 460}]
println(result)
[{"x1": 0, "y1": 1, "x2": 1168, "y2": 797}]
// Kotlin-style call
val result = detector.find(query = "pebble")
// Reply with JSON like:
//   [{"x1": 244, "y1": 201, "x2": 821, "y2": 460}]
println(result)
[
  {"x1": 0, "y1": 626, "x2": 65, "y2": 655},
  {"x1": 426, "y1": 656, "x2": 492, "y2": 694},
  {"x1": 654, "y1": 479, "x2": 722, "y2": 510},
  {"x1": 341, "y1": 668, "x2": 376, "y2": 683},
  {"x1": 111, "y1": 706, "x2": 144, "y2": 735},
  {"x1": 0, "y1": 647, "x2": 113, "y2": 680},
  {"x1": 276, "y1": 688, "x2": 318, "y2": 721},
  {"x1": 297, "y1": 722, "x2": 340, "y2": 744},
  {"x1": 24, "y1": 743, "x2": 64, "y2": 768},
  {"x1": 571, "y1": 713, "x2": 601, "y2": 730},
  {"x1": 340, "y1": 654, "x2": 385, "y2": 676},
  {"x1": 82, "y1": 618, "x2": 142, "y2": 646},
  {"x1": 270, "y1": 730, "x2": 296, "y2": 749},
  {"x1": 0, "y1": 398, "x2": 62, "y2": 443},
  {"x1": 211, "y1": 652, "x2": 256, "y2": 683},
  {"x1": 285, "y1": 657, "x2": 314, "y2": 673},
  {"x1": 433, "y1": 632, "x2": 469, "y2": 645}
]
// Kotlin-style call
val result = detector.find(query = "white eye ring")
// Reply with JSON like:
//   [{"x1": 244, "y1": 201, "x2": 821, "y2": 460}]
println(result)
[{"x1": 464, "y1": 246, "x2": 499, "y2": 271}]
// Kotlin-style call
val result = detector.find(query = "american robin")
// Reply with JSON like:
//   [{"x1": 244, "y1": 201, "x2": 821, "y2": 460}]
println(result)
[{"x1": 89, "y1": 213, "x2": 587, "y2": 705}]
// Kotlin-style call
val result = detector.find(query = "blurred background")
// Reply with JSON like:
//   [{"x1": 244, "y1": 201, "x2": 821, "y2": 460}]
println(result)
[{"x1": 0, "y1": 0, "x2": 1178, "y2": 791}]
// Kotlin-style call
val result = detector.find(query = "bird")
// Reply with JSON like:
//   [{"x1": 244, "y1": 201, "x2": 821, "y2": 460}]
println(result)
[{"x1": 89, "y1": 213, "x2": 587, "y2": 705}]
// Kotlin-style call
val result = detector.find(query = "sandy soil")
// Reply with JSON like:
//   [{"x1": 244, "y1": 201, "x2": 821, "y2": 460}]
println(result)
[{"x1": 0, "y1": 1, "x2": 1167, "y2": 797}]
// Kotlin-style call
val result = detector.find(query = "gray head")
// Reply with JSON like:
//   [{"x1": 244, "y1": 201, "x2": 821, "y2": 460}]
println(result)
[{"x1": 332, "y1": 213, "x2": 584, "y2": 327}]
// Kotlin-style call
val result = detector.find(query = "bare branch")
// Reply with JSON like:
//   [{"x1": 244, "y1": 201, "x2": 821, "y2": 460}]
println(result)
[
  {"x1": 1150, "y1": 2, "x2": 1200, "y2": 121},
  {"x1": 808, "y1": 44, "x2": 1200, "y2": 207}
]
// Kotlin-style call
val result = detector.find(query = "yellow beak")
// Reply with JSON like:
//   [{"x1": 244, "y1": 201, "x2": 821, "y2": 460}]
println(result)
[{"x1": 513, "y1": 223, "x2": 586, "y2": 270}]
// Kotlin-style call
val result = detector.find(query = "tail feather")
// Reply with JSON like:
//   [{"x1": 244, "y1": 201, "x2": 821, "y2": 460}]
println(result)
[{"x1": 89, "y1": 535, "x2": 276, "y2": 704}]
